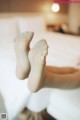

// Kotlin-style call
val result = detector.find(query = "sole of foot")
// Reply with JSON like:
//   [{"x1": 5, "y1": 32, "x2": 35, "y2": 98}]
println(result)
[
  {"x1": 14, "y1": 31, "x2": 34, "y2": 80},
  {"x1": 28, "y1": 39, "x2": 48, "y2": 92}
]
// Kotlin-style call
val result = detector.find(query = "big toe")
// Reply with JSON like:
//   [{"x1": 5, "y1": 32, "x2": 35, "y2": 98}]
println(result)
[
  {"x1": 25, "y1": 32, "x2": 34, "y2": 41},
  {"x1": 16, "y1": 31, "x2": 34, "y2": 42}
]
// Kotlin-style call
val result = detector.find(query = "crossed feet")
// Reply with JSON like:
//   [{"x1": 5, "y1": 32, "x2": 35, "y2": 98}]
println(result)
[{"x1": 14, "y1": 32, "x2": 48, "y2": 92}]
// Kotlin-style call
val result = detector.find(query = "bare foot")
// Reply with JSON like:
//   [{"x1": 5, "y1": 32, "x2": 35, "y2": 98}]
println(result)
[
  {"x1": 28, "y1": 39, "x2": 48, "y2": 92},
  {"x1": 14, "y1": 32, "x2": 34, "y2": 80}
]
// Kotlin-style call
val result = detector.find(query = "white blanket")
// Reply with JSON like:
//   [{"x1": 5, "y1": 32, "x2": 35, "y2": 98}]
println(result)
[{"x1": 0, "y1": 32, "x2": 80, "y2": 120}]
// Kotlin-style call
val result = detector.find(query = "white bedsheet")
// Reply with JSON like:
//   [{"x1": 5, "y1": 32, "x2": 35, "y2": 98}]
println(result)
[{"x1": 0, "y1": 32, "x2": 80, "y2": 120}]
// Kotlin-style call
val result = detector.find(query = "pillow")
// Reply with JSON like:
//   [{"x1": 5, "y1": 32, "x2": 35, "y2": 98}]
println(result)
[
  {"x1": 18, "y1": 17, "x2": 46, "y2": 33},
  {"x1": 0, "y1": 36, "x2": 16, "y2": 64},
  {"x1": 0, "y1": 18, "x2": 18, "y2": 38}
]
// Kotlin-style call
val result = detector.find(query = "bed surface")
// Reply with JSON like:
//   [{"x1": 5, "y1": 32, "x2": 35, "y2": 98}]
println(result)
[{"x1": 0, "y1": 32, "x2": 80, "y2": 120}]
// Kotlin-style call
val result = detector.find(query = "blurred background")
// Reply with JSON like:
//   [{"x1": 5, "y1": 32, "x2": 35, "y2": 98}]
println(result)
[
  {"x1": 0, "y1": 1, "x2": 80, "y2": 120},
  {"x1": 0, "y1": 0, "x2": 80, "y2": 35}
]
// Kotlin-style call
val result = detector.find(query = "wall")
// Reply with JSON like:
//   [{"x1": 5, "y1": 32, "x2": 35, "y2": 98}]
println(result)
[
  {"x1": 0, "y1": 0, "x2": 69, "y2": 29},
  {"x1": 0, "y1": 12, "x2": 68, "y2": 25},
  {"x1": 69, "y1": 4, "x2": 80, "y2": 34},
  {"x1": 45, "y1": 13, "x2": 68, "y2": 24},
  {"x1": 0, "y1": 0, "x2": 68, "y2": 13}
]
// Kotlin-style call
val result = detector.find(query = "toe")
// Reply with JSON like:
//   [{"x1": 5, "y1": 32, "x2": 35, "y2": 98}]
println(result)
[
  {"x1": 41, "y1": 39, "x2": 47, "y2": 45},
  {"x1": 26, "y1": 32, "x2": 34, "y2": 41},
  {"x1": 16, "y1": 31, "x2": 34, "y2": 41}
]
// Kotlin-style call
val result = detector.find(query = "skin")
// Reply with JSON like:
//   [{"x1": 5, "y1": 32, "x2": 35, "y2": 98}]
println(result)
[
  {"x1": 44, "y1": 66, "x2": 80, "y2": 90},
  {"x1": 14, "y1": 32, "x2": 34, "y2": 80},
  {"x1": 28, "y1": 39, "x2": 48, "y2": 92},
  {"x1": 28, "y1": 40, "x2": 80, "y2": 92},
  {"x1": 15, "y1": 32, "x2": 80, "y2": 92}
]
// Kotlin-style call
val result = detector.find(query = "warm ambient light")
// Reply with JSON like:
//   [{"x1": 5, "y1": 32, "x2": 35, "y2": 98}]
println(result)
[{"x1": 51, "y1": 3, "x2": 60, "y2": 13}]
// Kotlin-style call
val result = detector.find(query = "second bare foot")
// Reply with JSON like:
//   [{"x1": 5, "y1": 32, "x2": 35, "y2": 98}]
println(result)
[{"x1": 28, "y1": 39, "x2": 48, "y2": 92}]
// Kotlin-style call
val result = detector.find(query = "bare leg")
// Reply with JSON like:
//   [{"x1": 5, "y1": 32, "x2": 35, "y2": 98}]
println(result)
[
  {"x1": 44, "y1": 70, "x2": 80, "y2": 89},
  {"x1": 46, "y1": 66, "x2": 78, "y2": 74},
  {"x1": 28, "y1": 40, "x2": 80, "y2": 91},
  {"x1": 28, "y1": 64, "x2": 80, "y2": 91}
]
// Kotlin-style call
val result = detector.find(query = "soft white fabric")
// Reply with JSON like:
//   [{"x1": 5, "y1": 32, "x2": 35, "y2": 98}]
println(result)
[
  {"x1": 0, "y1": 37, "x2": 31, "y2": 119},
  {"x1": 29, "y1": 32, "x2": 80, "y2": 69},
  {"x1": 47, "y1": 88, "x2": 80, "y2": 120},
  {"x1": 0, "y1": 18, "x2": 18, "y2": 38},
  {"x1": 18, "y1": 17, "x2": 46, "y2": 34},
  {"x1": 31, "y1": 32, "x2": 80, "y2": 120},
  {"x1": 0, "y1": 32, "x2": 80, "y2": 120}
]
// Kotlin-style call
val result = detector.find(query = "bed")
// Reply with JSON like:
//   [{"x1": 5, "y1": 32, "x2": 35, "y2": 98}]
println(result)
[{"x1": 0, "y1": 16, "x2": 80, "y2": 120}]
